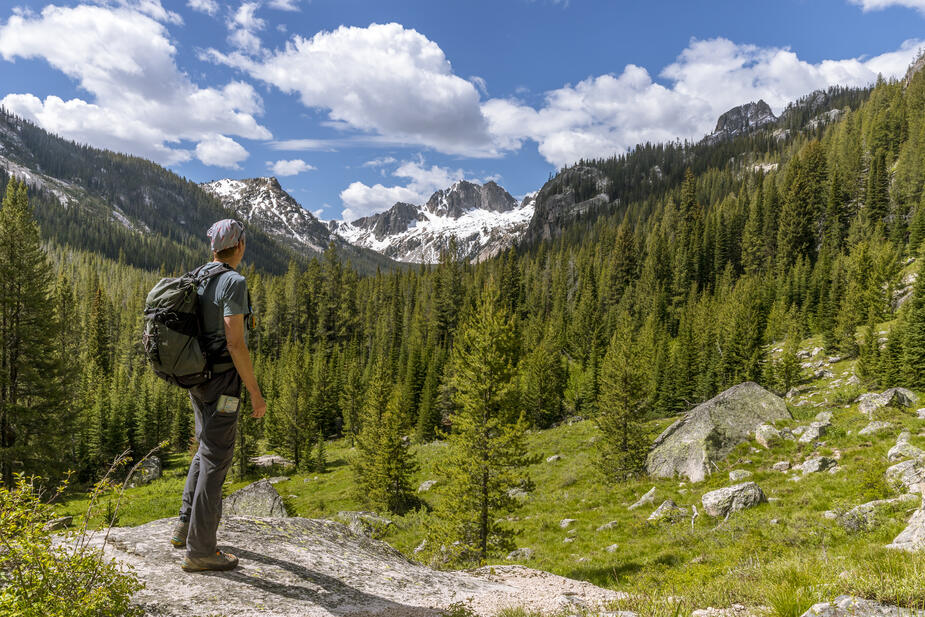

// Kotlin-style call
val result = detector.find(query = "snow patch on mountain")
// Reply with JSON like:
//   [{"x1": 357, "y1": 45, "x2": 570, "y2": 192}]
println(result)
[
  {"x1": 202, "y1": 177, "x2": 332, "y2": 254},
  {"x1": 332, "y1": 181, "x2": 535, "y2": 263}
]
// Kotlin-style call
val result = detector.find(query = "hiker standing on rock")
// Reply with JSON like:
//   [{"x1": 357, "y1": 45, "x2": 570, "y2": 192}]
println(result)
[{"x1": 171, "y1": 219, "x2": 266, "y2": 572}]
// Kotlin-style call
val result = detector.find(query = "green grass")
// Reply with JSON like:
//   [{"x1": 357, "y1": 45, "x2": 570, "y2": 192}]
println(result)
[{"x1": 55, "y1": 352, "x2": 925, "y2": 612}]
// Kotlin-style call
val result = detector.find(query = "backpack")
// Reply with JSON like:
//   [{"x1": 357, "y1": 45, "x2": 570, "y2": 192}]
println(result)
[{"x1": 142, "y1": 262, "x2": 232, "y2": 388}]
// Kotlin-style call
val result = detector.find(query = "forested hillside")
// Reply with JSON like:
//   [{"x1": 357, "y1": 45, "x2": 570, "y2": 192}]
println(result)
[{"x1": 3, "y1": 65, "x2": 925, "y2": 564}]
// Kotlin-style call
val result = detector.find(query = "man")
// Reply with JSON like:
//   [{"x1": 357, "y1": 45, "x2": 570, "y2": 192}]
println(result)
[{"x1": 171, "y1": 218, "x2": 267, "y2": 572}]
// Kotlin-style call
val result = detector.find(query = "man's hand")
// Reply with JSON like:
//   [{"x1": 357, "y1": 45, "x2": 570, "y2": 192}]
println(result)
[{"x1": 251, "y1": 393, "x2": 267, "y2": 419}]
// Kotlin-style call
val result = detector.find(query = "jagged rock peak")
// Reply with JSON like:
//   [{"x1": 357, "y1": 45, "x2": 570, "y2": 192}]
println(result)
[
  {"x1": 351, "y1": 202, "x2": 425, "y2": 241},
  {"x1": 424, "y1": 180, "x2": 519, "y2": 218},
  {"x1": 705, "y1": 100, "x2": 776, "y2": 143},
  {"x1": 906, "y1": 52, "x2": 925, "y2": 84}
]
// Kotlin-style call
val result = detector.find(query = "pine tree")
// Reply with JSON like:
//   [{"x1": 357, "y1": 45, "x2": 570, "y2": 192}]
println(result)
[
  {"x1": 904, "y1": 273, "x2": 925, "y2": 388},
  {"x1": 595, "y1": 314, "x2": 650, "y2": 481},
  {"x1": 426, "y1": 284, "x2": 531, "y2": 564},
  {"x1": 0, "y1": 179, "x2": 68, "y2": 484}
]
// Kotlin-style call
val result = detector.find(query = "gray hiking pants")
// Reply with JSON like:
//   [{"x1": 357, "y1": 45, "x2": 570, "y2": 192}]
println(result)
[{"x1": 178, "y1": 369, "x2": 241, "y2": 558}]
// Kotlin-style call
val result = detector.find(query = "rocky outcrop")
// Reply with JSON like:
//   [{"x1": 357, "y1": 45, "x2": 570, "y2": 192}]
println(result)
[
  {"x1": 128, "y1": 456, "x2": 161, "y2": 487},
  {"x1": 522, "y1": 166, "x2": 611, "y2": 245},
  {"x1": 701, "y1": 482, "x2": 767, "y2": 518},
  {"x1": 336, "y1": 511, "x2": 394, "y2": 538},
  {"x1": 91, "y1": 516, "x2": 623, "y2": 616},
  {"x1": 887, "y1": 499, "x2": 925, "y2": 551},
  {"x1": 628, "y1": 487, "x2": 656, "y2": 510},
  {"x1": 223, "y1": 479, "x2": 288, "y2": 518},
  {"x1": 857, "y1": 388, "x2": 917, "y2": 418},
  {"x1": 801, "y1": 595, "x2": 925, "y2": 616},
  {"x1": 351, "y1": 202, "x2": 424, "y2": 241},
  {"x1": 646, "y1": 382, "x2": 791, "y2": 482},
  {"x1": 703, "y1": 101, "x2": 776, "y2": 144},
  {"x1": 838, "y1": 494, "x2": 918, "y2": 532},
  {"x1": 647, "y1": 500, "x2": 687, "y2": 522},
  {"x1": 885, "y1": 459, "x2": 925, "y2": 493}
]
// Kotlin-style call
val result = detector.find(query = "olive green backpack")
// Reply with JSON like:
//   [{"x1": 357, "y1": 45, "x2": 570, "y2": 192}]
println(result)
[{"x1": 142, "y1": 262, "x2": 231, "y2": 388}]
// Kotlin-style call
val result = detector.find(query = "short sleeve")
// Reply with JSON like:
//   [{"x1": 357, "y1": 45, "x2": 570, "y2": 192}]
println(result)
[{"x1": 220, "y1": 274, "x2": 248, "y2": 317}]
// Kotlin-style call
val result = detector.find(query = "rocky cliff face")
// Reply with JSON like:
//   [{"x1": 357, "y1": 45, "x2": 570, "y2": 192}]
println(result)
[
  {"x1": 91, "y1": 516, "x2": 622, "y2": 616},
  {"x1": 521, "y1": 166, "x2": 611, "y2": 245},
  {"x1": 703, "y1": 100, "x2": 777, "y2": 144},
  {"x1": 202, "y1": 177, "x2": 335, "y2": 255},
  {"x1": 333, "y1": 180, "x2": 534, "y2": 264}
]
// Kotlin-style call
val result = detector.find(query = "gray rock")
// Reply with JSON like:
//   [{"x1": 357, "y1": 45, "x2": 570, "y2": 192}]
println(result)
[
  {"x1": 43, "y1": 515, "x2": 73, "y2": 532},
  {"x1": 627, "y1": 486, "x2": 656, "y2": 510},
  {"x1": 823, "y1": 510, "x2": 838, "y2": 520},
  {"x1": 917, "y1": 408, "x2": 925, "y2": 419},
  {"x1": 647, "y1": 499, "x2": 687, "y2": 522},
  {"x1": 838, "y1": 494, "x2": 919, "y2": 532},
  {"x1": 127, "y1": 456, "x2": 161, "y2": 488},
  {"x1": 814, "y1": 368, "x2": 834, "y2": 380},
  {"x1": 885, "y1": 459, "x2": 925, "y2": 493},
  {"x1": 801, "y1": 595, "x2": 925, "y2": 616},
  {"x1": 250, "y1": 454, "x2": 294, "y2": 467},
  {"x1": 815, "y1": 411, "x2": 833, "y2": 425},
  {"x1": 223, "y1": 479, "x2": 288, "y2": 518},
  {"x1": 507, "y1": 487, "x2": 530, "y2": 499},
  {"x1": 605, "y1": 543, "x2": 619, "y2": 553},
  {"x1": 701, "y1": 482, "x2": 767, "y2": 518},
  {"x1": 887, "y1": 432, "x2": 925, "y2": 462},
  {"x1": 560, "y1": 518, "x2": 576, "y2": 528},
  {"x1": 728, "y1": 469, "x2": 752, "y2": 482},
  {"x1": 267, "y1": 476, "x2": 289, "y2": 484},
  {"x1": 799, "y1": 421, "x2": 828, "y2": 443},
  {"x1": 858, "y1": 388, "x2": 917, "y2": 418},
  {"x1": 755, "y1": 424, "x2": 781, "y2": 448},
  {"x1": 335, "y1": 511, "x2": 393, "y2": 538},
  {"x1": 646, "y1": 382, "x2": 791, "y2": 482},
  {"x1": 773, "y1": 461, "x2": 791, "y2": 472},
  {"x1": 846, "y1": 374, "x2": 861, "y2": 386},
  {"x1": 417, "y1": 480, "x2": 438, "y2": 493},
  {"x1": 505, "y1": 547, "x2": 534, "y2": 560},
  {"x1": 887, "y1": 505, "x2": 925, "y2": 551},
  {"x1": 859, "y1": 421, "x2": 893, "y2": 436},
  {"x1": 597, "y1": 521, "x2": 619, "y2": 531},
  {"x1": 801, "y1": 457, "x2": 837, "y2": 475},
  {"x1": 88, "y1": 516, "x2": 623, "y2": 616},
  {"x1": 546, "y1": 454, "x2": 562, "y2": 463}
]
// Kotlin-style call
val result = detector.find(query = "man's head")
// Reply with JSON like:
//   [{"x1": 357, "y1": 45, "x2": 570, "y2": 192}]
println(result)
[{"x1": 207, "y1": 219, "x2": 246, "y2": 266}]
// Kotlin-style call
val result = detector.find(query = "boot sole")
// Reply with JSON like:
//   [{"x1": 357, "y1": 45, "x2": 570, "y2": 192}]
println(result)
[{"x1": 181, "y1": 557, "x2": 238, "y2": 572}]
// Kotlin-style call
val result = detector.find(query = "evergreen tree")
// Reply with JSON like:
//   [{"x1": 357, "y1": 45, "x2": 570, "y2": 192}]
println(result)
[
  {"x1": 427, "y1": 284, "x2": 531, "y2": 564},
  {"x1": 0, "y1": 179, "x2": 68, "y2": 484},
  {"x1": 595, "y1": 314, "x2": 650, "y2": 481}
]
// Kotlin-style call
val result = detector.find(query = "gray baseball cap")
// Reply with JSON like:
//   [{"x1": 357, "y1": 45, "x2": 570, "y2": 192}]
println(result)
[{"x1": 207, "y1": 219, "x2": 245, "y2": 252}]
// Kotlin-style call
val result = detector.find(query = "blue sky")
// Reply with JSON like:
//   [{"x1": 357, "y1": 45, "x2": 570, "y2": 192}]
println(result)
[{"x1": 0, "y1": 0, "x2": 922, "y2": 221}]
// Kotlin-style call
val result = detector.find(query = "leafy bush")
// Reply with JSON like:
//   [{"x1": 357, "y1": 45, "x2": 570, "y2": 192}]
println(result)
[{"x1": 0, "y1": 468, "x2": 145, "y2": 616}]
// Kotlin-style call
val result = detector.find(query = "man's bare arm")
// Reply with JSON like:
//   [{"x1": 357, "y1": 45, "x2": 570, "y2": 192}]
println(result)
[{"x1": 224, "y1": 314, "x2": 266, "y2": 418}]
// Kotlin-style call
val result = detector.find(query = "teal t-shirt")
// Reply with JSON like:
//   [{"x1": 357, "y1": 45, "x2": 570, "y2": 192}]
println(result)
[{"x1": 198, "y1": 261, "x2": 249, "y2": 360}]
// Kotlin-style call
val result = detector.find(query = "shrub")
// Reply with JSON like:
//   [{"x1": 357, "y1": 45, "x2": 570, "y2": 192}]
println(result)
[{"x1": 0, "y1": 473, "x2": 143, "y2": 617}]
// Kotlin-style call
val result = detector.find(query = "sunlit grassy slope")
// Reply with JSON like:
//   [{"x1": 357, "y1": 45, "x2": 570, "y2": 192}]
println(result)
[{"x1": 58, "y1": 345, "x2": 925, "y2": 614}]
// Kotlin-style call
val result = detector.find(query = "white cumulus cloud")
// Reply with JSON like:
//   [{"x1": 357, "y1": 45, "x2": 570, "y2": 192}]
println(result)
[
  {"x1": 227, "y1": 2, "x2": 265, "y2": 54},
  {"x1": 268, "y1": 158, "x2": 315, "y2": 176},
  {"x1": 268, "y1": 0, "x2": 301, "y2": 10},
  {"x1": 849, "y1": 0, "x2": 925, "y2": 13},
  {"x1": 206, "y1": 23, "x2": 494, "y2": 157},
  {"x1": 483, "y1": 37, "x2": 924, "y2": 167},
  {"x1": 187, "y1": 0, "x2": 219, "y2": 15},
  {"x1": 0, "y1": 4, "x2": 270, "y2": 166},
  {"x1": 340, "y1": 158, "x2": 468, "y2": 221},
  {"x1": 195, "y1": 134, "x2": 249, "y2": 167}
]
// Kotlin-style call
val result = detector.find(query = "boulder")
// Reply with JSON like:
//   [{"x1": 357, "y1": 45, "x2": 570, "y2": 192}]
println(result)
[
  {"x1": 859, "y1": 421, "x2": 893, "y2": 436},
  {"x1": 801, "y1": 595, "x2": 925, "y2": 616},
  {"x1": 417, "y1": 480, "x2": 438, "y2": 493},
  {"x1": 837, "y1": 494, "x2": 918, "y2": 532},
  {"x1": 505, "y1": 547, "x2": 534, "y2": 560},
  {"x1": 250, "y1": 454, "x2": 294, "y2": 468},
  {"x1": 857, "y1": 388, "x2": 917, "y2": 418},
  {"x1": 701, "y1": 482, "x2": 767, "y2": 518},
  {"x1": 223, "y1": 479, "x2": 288, "y2": 518},
  {"x1": 646, "y1": 382, "x2": 791, "y2": 482},
  {"x1": 546, "y1": 454, "x2": 563, "y2": 463},
  {"x1": 798, "y1": 421, "x2": 828, "y2": 444},
  {"x1": 87, "y1": 517, "x2": 623, "y2": 616},
  {"x1": 627, "y1": 486, "x2": 656, "y2": 510},
  {"x1": 597, "y1": 521, "x2": 619, "y2": 532},
  {"x1": 815, "y1": 411, "x2": 833, "y2": 425},
  {"x1": 605, "y1": 543, "x2": 619, "y2": 553},
  {"x1": 128, "y1": 456, "x2": 161, "y2": 488},
  {"x1": 647, "y1": 500, "x2": 687, "y2": 522},
  {"x1": 887, "y1": 504, "x2": 925, "y2": 551},
  {"x1": 335, "y1": 511, "x2": 393, "y2": 538},
  {"x1": 885, "y1": 459, "x2": 925, "y2": 493},
  {"x1": 43, "y1": 515, "x2": 73, "y2": 532},
  {"x1": 917, "y1": 408, "x2": 925, "y2": 419},
  {"x1": 755, "y1": 424, "x2": 781, "y2": 449},
  {"x1": 801, "y1": 457, "x2": 837, "y2": 475},
  {"x1": 559, "y1": 518, "x2": 576, "y2": 529},
  {"x1": 772, "y1": 461, "x2": 791, "y2": 472},
  {"x1": 728, "y1": 469, "x2": 752, "y2": 482},
  {"x1": 887, "y1": 432, "x2": 925, "y2": 462}
]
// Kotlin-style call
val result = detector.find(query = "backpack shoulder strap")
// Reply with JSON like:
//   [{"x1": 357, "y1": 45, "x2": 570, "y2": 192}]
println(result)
[{"x1": 192, "y1": 262, "x2": 233, "y2": 286}]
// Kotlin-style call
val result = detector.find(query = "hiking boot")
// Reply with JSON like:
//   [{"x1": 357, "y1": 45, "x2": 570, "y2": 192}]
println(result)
[
  {"x1": 170, "y1": 520, "x2": 189, "y2": 548},
  {"x1": 182, "y1": 550, "x2": 239, "y2": 572}
]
